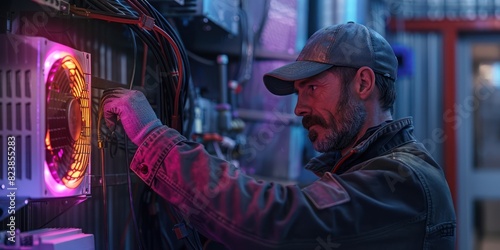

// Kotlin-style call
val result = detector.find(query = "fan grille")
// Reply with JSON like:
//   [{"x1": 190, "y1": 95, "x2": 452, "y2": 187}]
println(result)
[{"x1": 45, "y1": 55, "x2": 90, "y2": 189}]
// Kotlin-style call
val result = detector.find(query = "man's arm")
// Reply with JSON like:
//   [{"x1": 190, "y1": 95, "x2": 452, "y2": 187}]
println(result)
[
  {"x1": 129, "y1": 125, "x2": 428, "y2": 249},
  {"x1": 102, "y1": 88, "x2": 428, "y2": 250}
]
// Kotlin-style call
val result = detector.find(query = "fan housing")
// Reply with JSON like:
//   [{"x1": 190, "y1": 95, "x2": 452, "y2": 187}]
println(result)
[{"x1": 0, "y1": 34, "x2": 92, "y2": 201}]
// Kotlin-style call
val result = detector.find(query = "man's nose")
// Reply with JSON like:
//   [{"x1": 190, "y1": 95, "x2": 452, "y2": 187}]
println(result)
[{"x1": 294, "y1": 96, "x2": 309, "y2": 117}]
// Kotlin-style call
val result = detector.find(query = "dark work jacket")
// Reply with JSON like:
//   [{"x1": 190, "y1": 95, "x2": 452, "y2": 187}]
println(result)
[{"x1": 130, "y1": 117, "x2": 456, "y2": 249}]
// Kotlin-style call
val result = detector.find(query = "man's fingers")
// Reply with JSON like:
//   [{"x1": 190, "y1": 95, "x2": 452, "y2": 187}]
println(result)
[
  {"x1": 103, "y1": 107, "x2": 118, "y2": 131},
  {"x1": 101, "y1": 91, "x2": 123, "y2": 131}
]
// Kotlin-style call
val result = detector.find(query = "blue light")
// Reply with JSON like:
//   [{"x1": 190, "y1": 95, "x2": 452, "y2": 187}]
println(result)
[
  {"x1": 492, "y1": 62, "x2": 500, "y2": 88},
  {"x1": 345, "y1": 0, "x2": 357, "y2": 23}
]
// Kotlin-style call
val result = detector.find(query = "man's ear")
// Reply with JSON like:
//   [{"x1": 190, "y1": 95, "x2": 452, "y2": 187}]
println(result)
[{"x1": 355, "y1": 66, "x2": 376, "y2": 100}]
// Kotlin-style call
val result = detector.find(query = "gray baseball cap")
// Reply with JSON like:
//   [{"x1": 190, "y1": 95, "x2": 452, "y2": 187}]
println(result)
[{"x1": 263, "y1": 21, "x2": 398, "y2": 96}]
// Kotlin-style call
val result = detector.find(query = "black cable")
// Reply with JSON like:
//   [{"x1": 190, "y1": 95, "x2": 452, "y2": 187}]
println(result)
[
  {"x1": 231, "y1": 0, "x2": 270, "y2": 110},
  {"x1": 98, "y1": 89, "x2": 158, "y2": 250},
  {"x1": 192, "y1": 224, "x2": 204, "y2": 250},
  {"x1": 128, "y1": 26, "x2": 137, "y2": 90},
  {"x1": 141, "y1": 0, "x2": 193, "y2": 131},
  {"x1": 123, "y1": 26, "x2": 173, "y2": 125},
  {"x1": 148, "y1": 1, "x2": 192, "y2": 128},
  {"x1": 99, "y1": 147, "x2": 109, "y2": 250},
  {"x1": 187, "y1": 50, "x2": 216, "y2": 66},
  {"x1": 235, "y1": 7, "x2": 252, "y2": 85},
  {"x1": 97, "y1": 93, "x2": 110, "y2": 250},
  {"x1": 183, "y1": 78, "x2": 196, "y2": 137},
  {"x1": 255, "y1": 0, "x2": 271, "y2": 43},
  {"x1": 135, "y1": 3, "x2": 203, "y2": 250},
  {"x1": 85, "y1": 0, "x2": 171, "y2": 88},
  {"x1": 108, "y1": 0, "x2": 134, "y2": 15},
  {"x1": 86, "y1": 1, "x2": 199, "y2": 248},
  {"x1": 124, "y1": 133, "x2": 145, "y2": 250}
]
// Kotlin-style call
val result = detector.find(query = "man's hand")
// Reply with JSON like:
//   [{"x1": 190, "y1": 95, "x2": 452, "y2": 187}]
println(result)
[{"x1": 101, "y1": 88, "x2": 162, "y2": 145}]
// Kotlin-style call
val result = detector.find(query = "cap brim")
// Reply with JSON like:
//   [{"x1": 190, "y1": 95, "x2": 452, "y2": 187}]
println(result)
[{"x1": 263, "y1": 61, "x2": 333, "y2": 96}]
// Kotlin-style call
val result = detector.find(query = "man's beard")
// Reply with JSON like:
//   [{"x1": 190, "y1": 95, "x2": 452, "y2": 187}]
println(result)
[{"x1": 302, "y1": 91, "x2": 367, "y2": 152}]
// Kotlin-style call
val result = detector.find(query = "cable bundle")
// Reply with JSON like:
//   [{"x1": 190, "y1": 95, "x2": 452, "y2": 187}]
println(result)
[
  {"x1": 78, "y1": 1, "x2": 200, "y2": 249},
  {"x1": 72, "y1": 0, "x2": 192, "y2": 134}
]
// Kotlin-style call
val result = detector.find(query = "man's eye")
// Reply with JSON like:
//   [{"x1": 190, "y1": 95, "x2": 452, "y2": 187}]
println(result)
[{"x1": 309, "y1": 85, "x2": 317, "y2": 91}]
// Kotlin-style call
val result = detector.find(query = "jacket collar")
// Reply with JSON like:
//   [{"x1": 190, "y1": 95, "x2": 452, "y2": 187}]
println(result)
[{"x1": 305, "y1": 117, "x2": 416, "y2": 175}]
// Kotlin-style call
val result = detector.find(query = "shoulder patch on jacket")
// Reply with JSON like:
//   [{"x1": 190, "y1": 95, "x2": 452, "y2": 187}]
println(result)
[{"x1": 302, "y1": 172, "x2": 351, "y2": 209}]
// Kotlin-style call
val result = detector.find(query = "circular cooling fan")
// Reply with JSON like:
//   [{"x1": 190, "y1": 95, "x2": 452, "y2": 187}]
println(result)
[{"x1": 45, "y1": 55, "x2": 90, "y2": 189}]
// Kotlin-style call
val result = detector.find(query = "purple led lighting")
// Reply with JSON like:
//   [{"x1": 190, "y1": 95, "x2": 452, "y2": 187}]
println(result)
[{"x1": 44, "y1": 163, "x2": 74, "y2": 195}]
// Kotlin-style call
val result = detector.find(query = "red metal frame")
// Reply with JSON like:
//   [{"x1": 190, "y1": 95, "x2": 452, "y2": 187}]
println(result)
[{"x1": 388, "y1": 17, "x2": 500, "y2": 208}]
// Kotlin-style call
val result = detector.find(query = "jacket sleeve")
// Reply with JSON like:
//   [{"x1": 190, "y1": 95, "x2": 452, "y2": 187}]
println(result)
[{"x1": 130, "y1": 126, "x2": 427, "y2": 250}]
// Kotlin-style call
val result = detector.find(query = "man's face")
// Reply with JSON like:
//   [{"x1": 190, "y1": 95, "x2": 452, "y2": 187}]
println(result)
[{"x1": 294, "y1": 70, "x2": 367, "y2": 152}]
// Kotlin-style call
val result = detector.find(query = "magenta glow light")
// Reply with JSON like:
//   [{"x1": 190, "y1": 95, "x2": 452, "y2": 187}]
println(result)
[
  {"x1": 44, "y1": 162, "x2": 74, "y2": 195},
  {"x1": 44, "y1": 47, "x2": 90, "y2": 193}
]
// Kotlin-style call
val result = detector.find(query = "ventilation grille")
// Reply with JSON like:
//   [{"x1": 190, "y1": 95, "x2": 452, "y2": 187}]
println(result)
[
  {"x1": 0, "y1": 34, "x2": 91, "y2": 203},
  {"x1": 0, "y1": 68, "x2": 33, "y2": 181}
]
